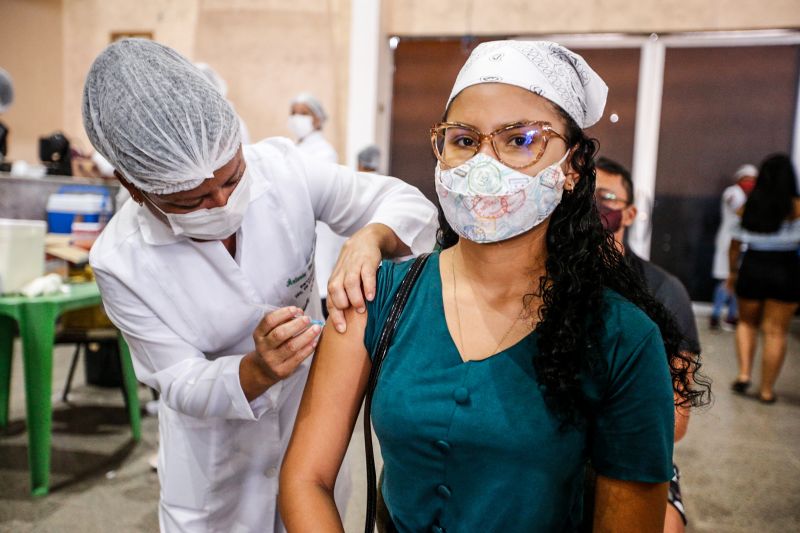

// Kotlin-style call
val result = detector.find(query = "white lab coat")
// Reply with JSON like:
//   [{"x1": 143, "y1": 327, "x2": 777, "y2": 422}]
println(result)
[
  {"x1": 712, "y1": 183, "x2": 747, "y2": 279},
  {"x1": 296, "y1": 130, "x2": 338, "y2": 164},
  {"x1": 297, "y1": 131, "x2": 348, "y2": 298},
  {"x1": 90, "y1": 138, "x2": 437, "y2": 533}
]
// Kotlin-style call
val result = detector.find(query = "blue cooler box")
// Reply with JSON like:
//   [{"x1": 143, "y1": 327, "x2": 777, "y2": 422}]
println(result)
[{"x1": 46, "y1": 193, "x2": 111, "y2": 234}]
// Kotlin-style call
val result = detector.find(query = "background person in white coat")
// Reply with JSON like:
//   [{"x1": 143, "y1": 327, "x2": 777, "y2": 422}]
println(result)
[
  {"x1": 82, "y1": 39, "x2": 437, "y2": 533},
  {"x1": 287, "y1": 92, "x2": 337, "y2": 164},
  {"x1": 288, "y1": 92, "x2": 348, "y2": 316},
  {"x1": 710, "y1": 164, "x2": 757, "y2": 330}
]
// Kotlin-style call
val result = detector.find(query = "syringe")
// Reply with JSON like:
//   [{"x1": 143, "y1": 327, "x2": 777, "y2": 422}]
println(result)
[{"x1": 252, "y1": 303, "x2": 325, "y2": 328}]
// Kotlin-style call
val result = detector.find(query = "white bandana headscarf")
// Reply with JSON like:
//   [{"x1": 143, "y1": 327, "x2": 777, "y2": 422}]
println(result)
[{"x1": 446, "y1": 40, "x2": 608, "y2": 129}]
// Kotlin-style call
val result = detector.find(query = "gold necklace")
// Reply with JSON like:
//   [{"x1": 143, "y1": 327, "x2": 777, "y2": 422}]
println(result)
[{"x1": 451, "y1": 251, "x2": 524, "y2": 360}]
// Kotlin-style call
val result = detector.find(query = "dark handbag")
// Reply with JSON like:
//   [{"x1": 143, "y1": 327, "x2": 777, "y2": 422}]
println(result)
[{"x1": 363, "y1": 253, "x2": 431, "y2": 533}]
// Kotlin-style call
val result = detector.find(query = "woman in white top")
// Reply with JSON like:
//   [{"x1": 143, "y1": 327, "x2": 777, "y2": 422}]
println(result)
[{"x1": 83, "y1": 39, "x2": 437, "y2": 533}]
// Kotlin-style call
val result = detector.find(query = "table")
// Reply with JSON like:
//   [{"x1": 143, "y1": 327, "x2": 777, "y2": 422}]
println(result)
[{"x1": 0, "y1": 282, "x2": 141, "y2": 496}]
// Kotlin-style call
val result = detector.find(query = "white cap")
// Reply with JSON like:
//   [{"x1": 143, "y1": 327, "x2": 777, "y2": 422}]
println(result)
[
  {"x1": 291, "y1": 93, "x2": 327, "y2": 124},
  {"x1": 733, "y1": 164, "x2": 758, "y2": 181},
  {"x1": 357, "y1": 144, "x2": 380, "y2": 170},
  {"x1": 447, "y1": 40, "x2": 608, "y2": 129}
]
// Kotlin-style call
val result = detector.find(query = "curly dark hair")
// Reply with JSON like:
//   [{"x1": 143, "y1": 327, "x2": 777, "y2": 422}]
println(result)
[
  {"x1": 741, "y1": 153, "x2": 798, "y2": 234},
  {"x1": 436, "y1": 107, "x2": 710, "y2": 427}
]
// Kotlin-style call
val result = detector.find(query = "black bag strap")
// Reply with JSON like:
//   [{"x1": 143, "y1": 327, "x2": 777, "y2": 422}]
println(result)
[{"x1": 364, "y1": 253, "x2": 431, "y2": 533}]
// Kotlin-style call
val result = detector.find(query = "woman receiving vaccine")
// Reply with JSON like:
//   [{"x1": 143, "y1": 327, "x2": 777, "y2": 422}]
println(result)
[{"x1": 280, "y1": 41, "x2": 706, "y2": 532}]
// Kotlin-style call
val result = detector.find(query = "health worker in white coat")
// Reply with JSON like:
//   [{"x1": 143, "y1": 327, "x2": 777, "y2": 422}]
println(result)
[
  {"x1": 287, "y1": 93, "x2": 348, "y2": 313},
  {"x1": 82, "y1": 39, "x2": 437, "y2": 533},
  {"x1": 710, "y1": 164, "x2": 757, "y2": 328},
  {"x1": 287, "y1": 92, "x2": 337, "y2": 164}
]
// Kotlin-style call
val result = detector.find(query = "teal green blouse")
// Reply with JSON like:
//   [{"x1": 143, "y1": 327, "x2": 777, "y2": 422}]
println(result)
[{"x1": 364, "y1": 252, "x2": 674, "y2": 533}]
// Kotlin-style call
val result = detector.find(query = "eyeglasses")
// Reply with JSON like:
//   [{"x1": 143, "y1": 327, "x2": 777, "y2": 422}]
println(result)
[
  {"x1": 595, "y1": 187, "x2": 630, "y2": 208},
  {"x1": 430, "y1": 121, "x2": 568, "y2": 170}
]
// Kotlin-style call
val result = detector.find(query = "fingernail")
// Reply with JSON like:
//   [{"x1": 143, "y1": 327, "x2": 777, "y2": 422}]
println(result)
[
  {"x1": 303, "y1": 315, "x2": 311, "y2": 323},
  {"x1": 336, "y1": 323, "x2": 346, "y2": 333},
  {"x1": 366, "y1": 293, "x2": 374, "y2": 301},
  {"x1": 311, "y1": 324, "x2": 322, "y2": 334},
  {"x1": 357, "y1": 307, "x2": 366, "y2": 314}
]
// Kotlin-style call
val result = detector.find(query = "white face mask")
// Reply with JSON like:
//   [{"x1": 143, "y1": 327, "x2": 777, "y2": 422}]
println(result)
[
  {"x1": 435, "y1": 151, "x2": 569, "y2": 243},
  {"x1": 287, "y1": 114, "x2": 314, "y2": 140},
  {"x1": 146, "y1": 170, "x2": 252, "y2": 240}
]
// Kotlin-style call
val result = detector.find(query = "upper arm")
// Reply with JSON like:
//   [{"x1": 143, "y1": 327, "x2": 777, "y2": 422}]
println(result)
[
  {"x1": 281, "y1": 307, "x2": 372, "y2": 490},
  {"x1": 301, "y1": 155, "x2": 379, "y2": 234},
  {"x1": 299, "y1": 153, "x2": 437, "y2": 249},
  {"x1": 674, "y1": 398, "x2": 690, "y2": 442},
  {"x1": 593, "y1": 475, "x2": 668, "y2": 533}
]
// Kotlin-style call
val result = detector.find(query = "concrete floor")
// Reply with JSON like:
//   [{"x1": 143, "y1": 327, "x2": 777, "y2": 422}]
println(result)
[{"x1": 1, "y1": 317, "x2": 798, "y2": 533}]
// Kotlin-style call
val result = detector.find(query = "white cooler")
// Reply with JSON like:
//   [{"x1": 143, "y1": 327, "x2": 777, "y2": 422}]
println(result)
[{"x1": 0, "y1": 219, "x2": 47, "y2": 294}]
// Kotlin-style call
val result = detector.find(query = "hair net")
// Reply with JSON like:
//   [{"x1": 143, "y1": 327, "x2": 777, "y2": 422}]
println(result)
[
  {"x1": 195, "y1": 62, "x2": 228, "y2": 98},
  {"x1": 734, "y1": 164, "x2": 758, "y2": 181},
  {"x1": 291, "y1": 92, "x2": 327, "y2": 123},
  {"x1": 447, "y1": 40, "x2": 608, "y2": 129},
  {"x1": 357, "y1": 144, "x2": 380, "y2": 170},
  {"x1": 0, "y1": 68, "x2": 13, "y2": 113},
  {"x1": 82, "y1": 39, "x2": 241, "y2": 195}
]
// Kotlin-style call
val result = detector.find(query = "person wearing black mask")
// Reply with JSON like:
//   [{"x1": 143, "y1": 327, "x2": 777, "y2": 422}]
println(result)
[{"x1": 595, "y1": 156, "x2": 699, "y2": 533}]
